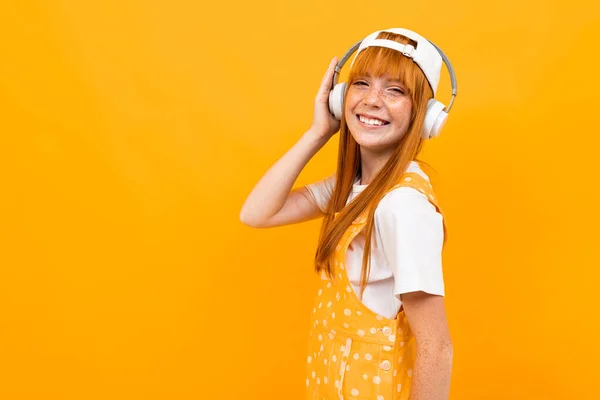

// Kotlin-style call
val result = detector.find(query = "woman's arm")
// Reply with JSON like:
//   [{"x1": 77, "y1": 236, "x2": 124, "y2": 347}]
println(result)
[
  {"x1": 239, "y1": 130, "x2": 328, "y2": 228},
  {"x1": 402, "y1": 291, "x2": 454, "y2": 400},
  {"x1": 240, "y1": 56, "x2": 341, "y2": 228},
  {"x1": 375, "y1": 188, "x2": 452, "y2": 398}
]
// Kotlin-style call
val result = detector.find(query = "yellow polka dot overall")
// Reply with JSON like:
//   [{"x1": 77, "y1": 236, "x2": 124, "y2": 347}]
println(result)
[{"x1": 305, "y1": 172, "x2": 447, "y2": 400}]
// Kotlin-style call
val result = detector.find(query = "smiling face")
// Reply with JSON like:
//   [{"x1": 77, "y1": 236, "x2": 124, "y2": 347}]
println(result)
[
  {"x1": 344, "y1": 72, "x2": 413, "y2": 152},
  {"x1": 336, "y1": 32, "x2": 435, "y2": 185}
]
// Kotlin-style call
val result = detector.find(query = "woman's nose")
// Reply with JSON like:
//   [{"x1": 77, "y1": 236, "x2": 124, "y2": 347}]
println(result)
[{"x1": 363, "y1": 87, "x2": 383, "y2": 106}]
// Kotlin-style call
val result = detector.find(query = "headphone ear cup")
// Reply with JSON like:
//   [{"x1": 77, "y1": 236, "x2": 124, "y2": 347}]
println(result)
[
  {"x1": 328, "y1": 82, "x2": 347, "y2": 120},
  {"x1": 423, "y1": 98, "x2": 448, "y2": 139}
]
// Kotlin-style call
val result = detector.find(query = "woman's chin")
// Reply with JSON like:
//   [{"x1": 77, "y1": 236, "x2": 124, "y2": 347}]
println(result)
[
  {"x1": 353, "y1": 137, "x2": 388, "y2": 151},
  {"x1": 350, "y1": 131, "x2": 404, "y2": 153}
]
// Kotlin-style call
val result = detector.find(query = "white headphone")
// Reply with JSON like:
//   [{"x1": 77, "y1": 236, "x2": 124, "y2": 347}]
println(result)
[{"x1": 328, "y1": 28, "x2": 458, "y2": 140}]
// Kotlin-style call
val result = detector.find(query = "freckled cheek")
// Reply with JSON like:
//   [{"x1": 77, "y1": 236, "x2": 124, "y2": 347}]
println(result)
[
  {"x1": 344, "y1": 94, "x2": 362, "y2": 114},
  {"x1": 389, "y1": 104, "x2": 412, "y2": 124}
]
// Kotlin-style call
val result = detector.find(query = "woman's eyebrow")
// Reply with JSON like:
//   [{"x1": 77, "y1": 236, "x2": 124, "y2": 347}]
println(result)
[
  {"x1": 367, "y1": 73, "x2": 404, "y2": 83},
  {"x1": 357, "y1": 74, "x2": 406, "y2": 88},
  {"x1": 383, "y1": 77, "x2": 406, "y2": 87}
]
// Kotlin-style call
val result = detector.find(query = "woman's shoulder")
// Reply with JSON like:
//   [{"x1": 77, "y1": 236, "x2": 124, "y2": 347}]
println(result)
[
  {"x1": 376, "y1": 164, "x2": 439, "y2": 217},
  {"x1": 305, "y1": 173, "x2": 336, "y2": 197},
  {"x1": 376, "y1": 186, "x2": 438, "y2": 219},
  {"x1": 406, "y1": 160, "x2": 431, "y2": 182},
  {"x1": 304, "y1": 173, "x2": 336, "y2": 213},
  {"x1": 374, "y1": 173, "x2": 443, "y2": 246}
]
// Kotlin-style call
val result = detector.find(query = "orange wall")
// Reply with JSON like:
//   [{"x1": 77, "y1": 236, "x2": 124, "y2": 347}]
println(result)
[{"x1": 1, "y1": 1, "x2": 599, "y2": 399}]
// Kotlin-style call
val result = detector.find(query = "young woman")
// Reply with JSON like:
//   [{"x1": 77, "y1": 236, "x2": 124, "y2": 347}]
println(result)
[{"x1": 240, "y1": 28, "x2": 456, "y2": 400}]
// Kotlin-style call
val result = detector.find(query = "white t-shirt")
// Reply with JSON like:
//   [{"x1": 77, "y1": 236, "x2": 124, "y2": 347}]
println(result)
[{"x1": 304, "y1": 161, "x2": 445, "y2": 319}]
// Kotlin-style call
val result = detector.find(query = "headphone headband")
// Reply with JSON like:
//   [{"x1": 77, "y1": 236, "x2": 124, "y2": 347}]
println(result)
[{"x1": 332, "y1": 31, "x2": 457, "y2": 113}]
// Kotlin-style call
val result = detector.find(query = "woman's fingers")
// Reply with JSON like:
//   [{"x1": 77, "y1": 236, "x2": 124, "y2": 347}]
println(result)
[{"x1": 316, "y1": 56, "x2": 338, "y2": 101}]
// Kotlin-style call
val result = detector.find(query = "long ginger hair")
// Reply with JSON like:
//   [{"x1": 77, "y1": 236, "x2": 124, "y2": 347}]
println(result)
[{"x1": 314, "y1": 31, "x2": 443, "y2": 298}]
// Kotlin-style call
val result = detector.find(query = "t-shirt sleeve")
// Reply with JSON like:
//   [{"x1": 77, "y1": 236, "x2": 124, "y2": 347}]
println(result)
[
  {"x1": 375, "y1": 187, "x2": 445, "y2": 298},
  {"x1": 304, "y1": 174, "x2": 336, "y2": 213}
]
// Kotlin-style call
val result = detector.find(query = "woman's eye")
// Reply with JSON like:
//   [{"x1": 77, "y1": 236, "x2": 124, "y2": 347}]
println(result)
[
  {"x1": 391, "y1": 88, "x2": 404, "y2": 94},
  {"x1": 353, "y1": 81, "x2": 367, "y2": 86}
]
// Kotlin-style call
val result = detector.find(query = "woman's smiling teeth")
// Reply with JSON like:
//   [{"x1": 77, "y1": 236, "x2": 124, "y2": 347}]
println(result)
[{"x1": 357, "y1": 114, "x2": 389, "y2": 126}]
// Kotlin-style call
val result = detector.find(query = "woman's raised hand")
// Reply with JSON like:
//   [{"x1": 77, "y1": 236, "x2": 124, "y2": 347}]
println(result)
[{"x1": 309, "y1": 56, "x2": 341, "y2": 142}]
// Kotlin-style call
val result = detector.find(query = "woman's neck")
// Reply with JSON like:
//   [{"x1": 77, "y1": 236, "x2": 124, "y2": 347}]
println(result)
[{"x1": 358, "y1": 147, "x2": 394, "y2": 185}]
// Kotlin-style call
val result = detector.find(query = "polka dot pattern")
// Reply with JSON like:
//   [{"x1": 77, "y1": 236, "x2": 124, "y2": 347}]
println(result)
[{"x1": 305, "y1": 172, "x2": 435, "y2": 399}]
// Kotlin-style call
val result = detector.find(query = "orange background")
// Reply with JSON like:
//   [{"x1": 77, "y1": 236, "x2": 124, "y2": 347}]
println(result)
[{"x1": 1, "y1": 0, "x2": 599, "y2": 399}]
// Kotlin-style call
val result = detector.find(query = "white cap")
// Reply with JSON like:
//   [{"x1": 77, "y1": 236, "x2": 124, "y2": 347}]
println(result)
[{"x1": 349, "y1": 28, "x2": 443, "y2": 95}]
